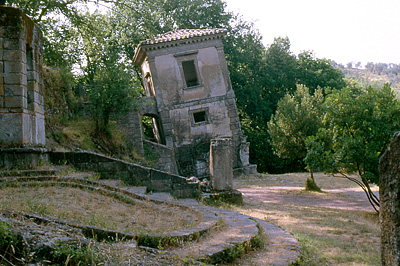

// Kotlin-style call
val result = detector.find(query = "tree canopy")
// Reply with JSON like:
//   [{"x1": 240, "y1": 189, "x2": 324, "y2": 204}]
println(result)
[{"x1": 8, "y1": 0, "x2": 349, "y2": 173}]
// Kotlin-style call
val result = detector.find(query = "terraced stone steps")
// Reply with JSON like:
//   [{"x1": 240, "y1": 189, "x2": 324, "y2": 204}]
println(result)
[
  {"x1": 168, "y1": 205, "x2": 261, "y2": 264},
  {"x1": 0, "y1": 169, "x2": 302, "y2": 265}
]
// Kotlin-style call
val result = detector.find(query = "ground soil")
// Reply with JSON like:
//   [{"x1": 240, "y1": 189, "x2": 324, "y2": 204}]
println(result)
[
  {"x1": 235, "y1": 173, "x2": 379, "y2": 212},
  {"x1": 233, "y1": 172, "x2": 381, "y2": 266}
]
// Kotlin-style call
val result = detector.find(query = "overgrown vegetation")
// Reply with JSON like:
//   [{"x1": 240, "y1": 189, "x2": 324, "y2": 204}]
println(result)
[
  {"x1": 44, "y1": 241, "x2": 103, "y2": 265},
  {"x1": 0, "y1": 185, "x2": 201, "y2": 235},
  {"x1": 269, "y1": 81, "x2": 400, "y2": 210},
  {"x1": 5, "y1": 0, "x2": 397, "y2": 180},
  {"x1": 0, "y1": 220, "x2": 26, "y2": 265}
]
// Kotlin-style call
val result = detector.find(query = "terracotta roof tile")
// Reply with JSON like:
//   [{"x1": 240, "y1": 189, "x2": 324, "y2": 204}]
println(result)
[{"x1": 140, "y1": 28, "x2": 227, "y2": 45}]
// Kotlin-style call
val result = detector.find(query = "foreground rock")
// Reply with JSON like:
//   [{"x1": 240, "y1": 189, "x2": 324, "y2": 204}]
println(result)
[{"x1": 380, "y1": 131, "x2": 400, "y2": 266}]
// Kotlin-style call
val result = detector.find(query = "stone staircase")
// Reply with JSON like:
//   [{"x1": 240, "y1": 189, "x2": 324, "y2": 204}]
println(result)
[{"x1": 0, "y1": 168, "x2": 301, "y2": 265}]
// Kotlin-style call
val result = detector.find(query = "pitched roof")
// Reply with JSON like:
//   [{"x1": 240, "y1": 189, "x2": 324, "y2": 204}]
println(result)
[
  {"x1": 140, "y1": 28, "x2": 227, "y2": 45},
  {"x1": 133, "y1": 28, "x2": 227, "y2": 65}
]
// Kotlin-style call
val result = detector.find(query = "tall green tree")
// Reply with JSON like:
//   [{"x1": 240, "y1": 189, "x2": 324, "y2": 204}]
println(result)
[
  {"x1": 268, "y1": 85, "x2": 324, "y2": 187},
  {"x1": 304, "y1": 82, "x2": 400, "y2": 211},
  {"x1": 297, "y1": 51, "x2": 346, "y2": 93},
  {"x1": 263, "y1": 37, "x2": 298, "y2": 110}
]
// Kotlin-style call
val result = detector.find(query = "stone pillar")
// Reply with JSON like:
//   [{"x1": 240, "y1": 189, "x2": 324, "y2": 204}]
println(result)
[
  {"x1": 379, "y1": 131, "x2": 400, "y2": 266},
  {"x1": 0, "y1": 7, "x2": 45, "y2": 147},
  {"x1": 210, "y1": 138, "x2": 233, "y2": 191}
]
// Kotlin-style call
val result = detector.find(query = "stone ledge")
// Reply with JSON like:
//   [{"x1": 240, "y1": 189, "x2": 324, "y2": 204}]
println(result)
[{"x1": 0, "y1": 175, "x2": 219, "y2": 248}]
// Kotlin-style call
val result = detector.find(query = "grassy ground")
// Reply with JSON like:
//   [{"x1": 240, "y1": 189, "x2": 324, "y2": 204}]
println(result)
[
  {"x1": 0, "y1": 185, "x2": 202, "y2": 234},
  {"x1": 234, "y1": 172, "x2": 380, "y2": 266}
]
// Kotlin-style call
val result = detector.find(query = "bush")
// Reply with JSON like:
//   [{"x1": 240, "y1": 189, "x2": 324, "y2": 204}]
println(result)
[
  {"x1": 0, "y1": 220, "x2": 26, "y2": 264},
  {"x1": 46, "y1": 241, "x2": 103, "y2": 265}
]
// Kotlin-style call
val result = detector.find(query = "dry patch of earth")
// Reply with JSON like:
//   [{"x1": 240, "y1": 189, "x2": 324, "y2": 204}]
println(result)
[{"x1": 234, "y1": 172, "x2": 380, "y2": 266}]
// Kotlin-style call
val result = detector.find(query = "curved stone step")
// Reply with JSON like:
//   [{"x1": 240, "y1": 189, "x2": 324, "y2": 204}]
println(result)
[
  {"x1": 0, "y1": 175, "x2": 221, "y2": 248},
  {"x1": 244, "y1": 218, "x2": 302, "y2": 266},
  {"x1": 0, "y1": 173, "x2": 302, "y2": 265},
  {"x1": 170, "y1": 208, "x2": 260, "y2": 264}
]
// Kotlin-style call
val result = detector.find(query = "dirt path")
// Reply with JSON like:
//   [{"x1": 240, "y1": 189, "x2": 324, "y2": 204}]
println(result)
[{"x1": 235, "y1": 174, "x2": 379, "y2": 212}]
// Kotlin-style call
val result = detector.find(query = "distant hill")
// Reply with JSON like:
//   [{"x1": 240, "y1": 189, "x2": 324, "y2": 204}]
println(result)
[{"x1": 338, "y1": 63, "x2": 400, "y2": 96}]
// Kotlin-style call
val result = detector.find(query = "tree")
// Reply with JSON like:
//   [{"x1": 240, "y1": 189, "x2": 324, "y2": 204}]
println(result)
[
  {"x1": 109, "y1": 0, "x2": 232, "y2": 59},
  {"x1": 297, "y1": 51, "x2": 346, "y2": 94},
  {"x1": 263, "y1": 37, "x2": 298, "y2": 107},
  {"x1": 268, "y1": 85, "x2": 324, "y2": 189},
  {"x1": 304, "y1": 82, "x2": 400, "y2": 212},
  {"x1": 347, "y1": 62, "x2": 353, "y2": 69},
  {"x1": 77, "y1": 12, "x2": 140, "y2": 134}
]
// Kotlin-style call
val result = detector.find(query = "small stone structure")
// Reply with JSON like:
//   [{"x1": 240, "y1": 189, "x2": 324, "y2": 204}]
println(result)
[
  {"x1": 0, "y1": 6, "x2": 45, "y2": 147},
  {"x1": 133, "y1": 29, "x2": 257, "y2": 178},
  {"x1": 379, "y1": 131, "x2": 400, "y2": 266},
  {"x1": 210, "y1": 138, "x2": 233, "y2": 190}
]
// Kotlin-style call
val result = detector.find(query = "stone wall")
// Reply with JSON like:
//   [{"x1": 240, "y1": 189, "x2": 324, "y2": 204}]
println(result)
[
  {"x1": 0, "y1": 147, "x2": 48, "y2": 169},
  {"x1": 116, "y1": 111, "x2": 144, "y2": 156},
  {"x1": 49, "y1": 150, "x2": 198, "y2": 198},
  {"x1": 143, "y1": 140, "x2": 178, "y2": 174},
  {"x1": 0, "y1": 7, "x2": 45, "y2": 147},
  {"x1": 379, "y1": 131, "x2": 400, "y2": 265}
]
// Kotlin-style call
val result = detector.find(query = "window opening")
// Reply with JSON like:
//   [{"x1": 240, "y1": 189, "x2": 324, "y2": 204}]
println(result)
[
  {"x1": 141, "y1": 115, "x2": 164, "y2": 144},
  {"x1": 193, "y1": 111, "x2": 207, "y2": 124},
  {"x1": 26, "y1": 45, "x2": 34, "y2": 110},
  {"x1": 144, "y1": 72, "x2": 155, "y2": 96},
  {"x1": 182, "y1": 60, "x2": 199, "y2": 87}
]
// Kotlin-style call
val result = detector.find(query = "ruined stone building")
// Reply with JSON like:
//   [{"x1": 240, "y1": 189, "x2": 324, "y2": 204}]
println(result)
[
  {"x1": 0, "y1": 7, "x2": 45, "y2": 147},
  {"x1": 132, "y1": 29, "x2": 256, "y2": 177}
]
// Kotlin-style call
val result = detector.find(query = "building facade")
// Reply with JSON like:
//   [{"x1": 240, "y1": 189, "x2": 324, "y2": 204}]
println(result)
[
  {"x1": 0, "y1": 6, "x2": 45, "y2": 147},
  {"x1": 133, "y1": 29, "x2": 256, "y2": 177}
]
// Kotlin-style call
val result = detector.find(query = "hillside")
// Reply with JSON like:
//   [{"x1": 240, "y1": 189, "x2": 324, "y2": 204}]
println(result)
[{"x1": 343, "y1": 67, "x2": 400, "y2": 96}]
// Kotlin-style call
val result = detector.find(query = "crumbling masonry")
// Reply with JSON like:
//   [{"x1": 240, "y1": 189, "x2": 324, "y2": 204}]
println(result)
[
  {"x1": 0, "y1": 7, "x2": 45, "y2": 147},
  {"x1": 132, "y1": 29, "x2": 257, "y2": 177}
]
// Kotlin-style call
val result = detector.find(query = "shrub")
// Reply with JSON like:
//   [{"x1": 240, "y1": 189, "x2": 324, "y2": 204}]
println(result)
[{"x1": 0, "y1": 220, "x2": 26, "y2": 264}]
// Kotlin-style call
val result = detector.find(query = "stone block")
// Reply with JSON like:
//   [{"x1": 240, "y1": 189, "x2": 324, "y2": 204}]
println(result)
[
  {"x1": 0, "y1": 112, "x2": 23, "y2": 144},
  {"x1": 5, "y1": 96, "x2": 27, "y2": 108},
  {"x1": 163, "y1": 122, "x2": 172, "y2": 131},
  {"x1": 27, "y1": 80, "x2": 38, "y2": 92},
  {"x1": 228, "y1": 110, "x2": 238, "y2": 118},
  {"x1": 4, "y1": 61, "x2": 25, "y2": 73},
  {"x1": 3, "y1": 38, "x2": 24, "y2": 50},
  {"x1": 150, "y1": 179, "x2": 172, "y2": 192},
  {"x1": 232, "y1": 128, "x2": 242, "y2": 136},
  {"x1": 4, "y1": 85, "x2": 26, "y2": 97},
  {"x1": 127, "y1": 165, "x2": 151, "y2": 181},
  {"x1": 3, "y1": 50, "x2": 24, "y2": 62},
  {"x1": 226, "y1": 98, "x2": 236, "y2": 106},
  {"x1": 0, "y1": 84, "x2": 3, "y2": 96},
  {"x1": 27, "y1": 70, "x2": 39, "y2": 81},
  {"x1": 230, "y1": 123, "x2": 240, "y2": 130},
  {"x1": 4, "y1": 73, "x2": 26, "y2": 85}
]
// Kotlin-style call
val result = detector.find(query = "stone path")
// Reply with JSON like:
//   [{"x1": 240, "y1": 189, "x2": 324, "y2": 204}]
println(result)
[
  {"x1": 145, "y1": 192, "x2": 302, "y2": 265},
  {"x1": 0, "y1": 170, "x2": 302, "y2": 265}
]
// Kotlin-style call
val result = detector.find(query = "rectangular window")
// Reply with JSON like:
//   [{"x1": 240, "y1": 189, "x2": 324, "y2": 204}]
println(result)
[
  {"x1": 182, "y1": 60, "x2": 199, "y2": 87},
  {"x1": 193, "y1": 111, "x2": 207, "y2": 123}
]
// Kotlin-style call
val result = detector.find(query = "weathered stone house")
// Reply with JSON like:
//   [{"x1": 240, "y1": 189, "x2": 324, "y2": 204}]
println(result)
[
  {"x1": 0, "y1": 7, "x2": 45, "y2": 147},
  {"x1": 132, "y1": 29, "x2": 256, "y2": 177}
]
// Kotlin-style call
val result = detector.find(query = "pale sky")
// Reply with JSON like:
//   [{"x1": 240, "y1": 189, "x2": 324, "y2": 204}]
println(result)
[{"x1": 224, "y1": 0, "x2": 400, "y2": 66}]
